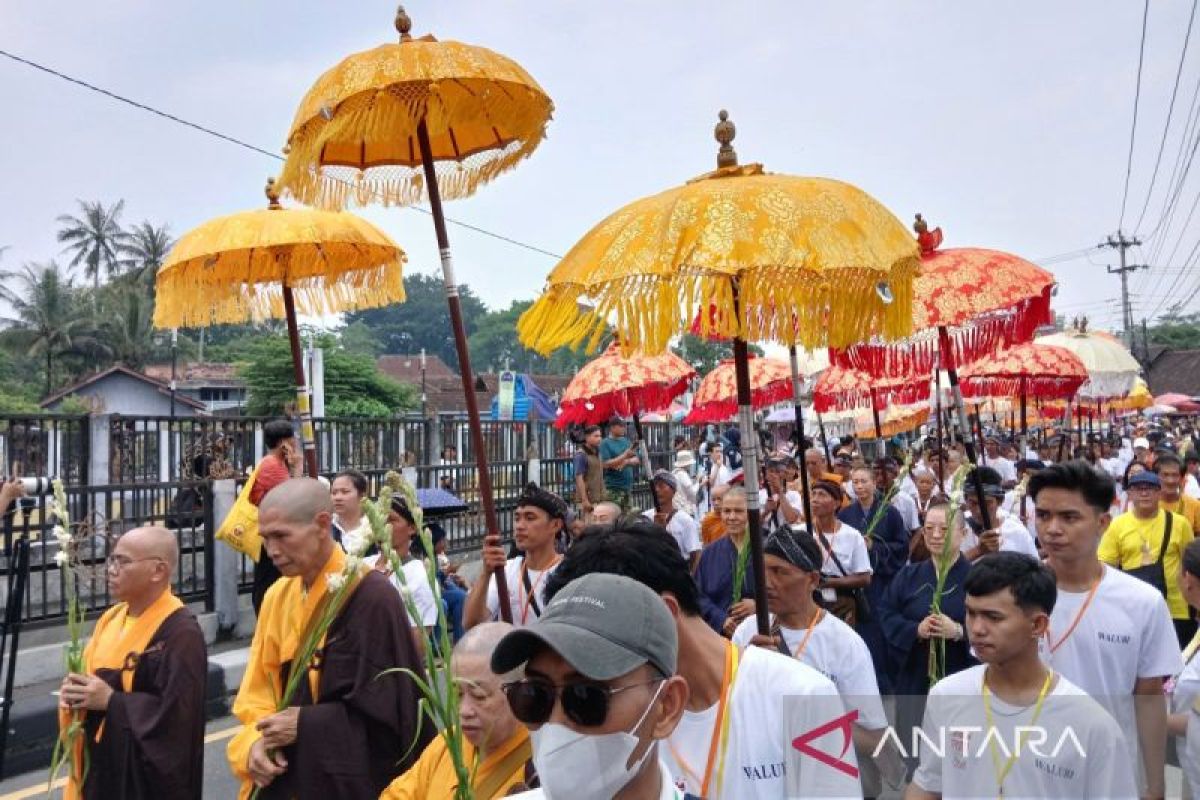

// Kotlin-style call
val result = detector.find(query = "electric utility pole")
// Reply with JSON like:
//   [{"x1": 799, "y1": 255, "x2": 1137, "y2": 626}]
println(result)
[{"x1": 1101, "y1": 231, "x2": 1148, "y2": 347}]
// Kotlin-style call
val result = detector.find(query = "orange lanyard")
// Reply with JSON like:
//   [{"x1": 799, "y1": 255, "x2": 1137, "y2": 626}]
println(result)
[
  {"x1": 788, "y1": 609, "x2": 824, "y2": 661},
  {"x1": 669, "y1": 642, "x2": 738, "y2": 797},
  {"x1": 1045, "y1": 570, "x2": 1102, "y2": 654},
  {"x1": 519, "y1": 556, "x2": 561, "y2": 625}
]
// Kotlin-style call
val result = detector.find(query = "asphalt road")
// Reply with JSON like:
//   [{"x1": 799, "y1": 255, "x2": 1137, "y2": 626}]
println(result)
[{"x1": 0, "y1": 714, "x2": 243, "y2": 799}]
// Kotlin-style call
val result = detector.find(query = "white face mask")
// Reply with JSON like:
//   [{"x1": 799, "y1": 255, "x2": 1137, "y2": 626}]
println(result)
[{"x1": 530, "y1": 680, "x2": 665, "y2": 800}]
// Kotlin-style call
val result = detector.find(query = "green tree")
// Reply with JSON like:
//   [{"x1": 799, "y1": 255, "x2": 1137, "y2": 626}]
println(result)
[
  {"x1": 338, "y1": 320, "x2": 383, "y2": 358},
  {"x1": 92, "y1": 284, "x2": 159, "y2": 370},
  {"x1": 468, "y1": 300, "x2": 599, "y2": 375},
  {"x1": 56, "y1": 200, "x2": 130, "y2": 291},
  {"x1": 237, "y1": 334, "x2": 417, "y2": 416},
  {"x1": 672, "y1": 333, "x2": 763, "y2": 374},
  {"x1": 0, "y1": 261, "x2": 91, "y2": 396},
  {"x1": 119, "y1": 221, "x2": 173, "y2": 291},
  {"x1": 344, "y1": 273, "x2": 487, "y2": 369}
]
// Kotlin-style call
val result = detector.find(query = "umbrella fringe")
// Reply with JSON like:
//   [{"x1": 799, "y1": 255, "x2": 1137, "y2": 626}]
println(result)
[
  {"x1": 153, "y1": 257, "x2": 405, "y2": 329},
  {"x1": 518, "y1": 258, "x2": 918, "y2": 356},
  {"x1": 278, "y1": 80, "x2": 551, "y2": 211}
]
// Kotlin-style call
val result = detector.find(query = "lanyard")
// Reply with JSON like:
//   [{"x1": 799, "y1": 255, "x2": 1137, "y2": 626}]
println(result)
[
  {"x1": 788, "y1": 608, "x2": 824, "y2": 662},
  {"x1": 669, "y1": 642, "x2": 739, "y2": 798},
  {"x1": 1043, "y1": 570, "x2": 1102, "y2": 655},
  {"x1": 982, "y1": 668, "x2": 1054, "y2": 798},
  {"x1": 519, "y1": 556, "x2": 561, "y2": 625}
]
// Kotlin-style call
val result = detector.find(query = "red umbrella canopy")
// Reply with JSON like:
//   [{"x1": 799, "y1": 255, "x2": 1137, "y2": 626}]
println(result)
[
  {"x1": 811, "y1": 365, "x2": 928, "y2": 413},
  {"x1": 831, "y1": 216, "x2": 1056, "y2": 377},
  {"x1": 959, "y1": 343, "x2": 1088, "y2": 401},
  {"x1": 1155, "y1": 392, "x2": 1194, "y2": 407},
  {"x1": 684, "y1": 356, "x2": 793, "y2": 424},
  {"x1": 555, "y1": 342, "x2": 697, "y2": 428}
]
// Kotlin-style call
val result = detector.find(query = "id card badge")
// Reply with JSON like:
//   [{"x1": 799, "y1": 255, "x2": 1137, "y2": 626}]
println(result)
[{"x1": 821, "y1": 587, "x2": 837, "y2": 604}]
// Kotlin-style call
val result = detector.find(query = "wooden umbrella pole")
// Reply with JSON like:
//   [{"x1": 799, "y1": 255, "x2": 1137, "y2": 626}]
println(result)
[
  {"x1": 935, "y1": 368, "x2": 946, "y2": 484},
  {"x1": 1020, "y1": 376, "x2": 1028, "y2": 460},
  {"x1": 416, "y1": 120, "x2": 512, "y2": 622},
  {"x1": 871, "y1": 388, "x2": 883, "y2": 440},
  {"x1": 787, "y1": 345, "x2": 815, "y2": 527},
  {"x1": 938, "y1": 327, "x2": 993, "y2": 530},
  {"x1": 816, "y1": 410, "x2": 829, "y2": 457},
  {"x1": 282, "y1": 286, "x2": 320, "y2": 478},
  {"x1": 631, "y1": 412, "x2": 655, "y2": 501}
]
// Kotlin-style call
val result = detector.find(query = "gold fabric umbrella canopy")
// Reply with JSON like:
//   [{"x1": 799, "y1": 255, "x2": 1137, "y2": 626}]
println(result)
[
  {"x1": 153, "y1": 179, "x2": 407, "y2": 476},
  {"x1": 278, "y1": 7, "x2": 553, "y2": 209},
  {"x1": 153, "y1": 183, "x2": 405, "y2": 329},
  {"x1": 518, "y1": 113, "x2": 919, "y2": 357}
]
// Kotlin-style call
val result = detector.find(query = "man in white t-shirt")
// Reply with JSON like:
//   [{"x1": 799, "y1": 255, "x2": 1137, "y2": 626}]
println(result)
[
  {"x1": 961, "y1": 467, "x2": 1039, "y2": 561},
  {"x1": 760, "y1": 456, "x2": 802, "y2": 532},
  {"x1": 1028, "y1": 460, "x2": 1182, "y2": 799},
  {"x1": 732, "y1": 528, "x2": 899, "y2": 795},
  {"x1": 874, "y1": 457, "x2": 921, "y2": 535},
  {"x1": 464, "y1": 483, "x2": 566, "y2": 630},
  {"x1": 981, "y1": 436, "x2": 1018, "y2": 487},
  {"x1": 907, "y1": 552, "x2": 1136, "y2": 800},
  {"x1": 643, "y1": 470, "x2": 702, "y2": 570},
  {"x1": 543, "y1": 521, "x2": 863, "y2": 799}
]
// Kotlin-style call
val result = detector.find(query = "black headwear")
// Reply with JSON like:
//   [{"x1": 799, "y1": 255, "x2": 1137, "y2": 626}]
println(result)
[
  {"x1": 516, "y1": 482, "x2": 568, "y2": 520},
  {"x1": 389, "y1": 495, "x2": 416, "y2": 526},
  {"x1": 765, "y1": 528, "x2": 822, "y2": 573}
]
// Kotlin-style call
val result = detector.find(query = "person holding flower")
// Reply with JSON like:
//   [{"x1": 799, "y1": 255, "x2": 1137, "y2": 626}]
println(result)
[
  {"x1": 227, "y1": 478, "x2": 431, "y2": 799},
  {"x1": 365, "y1": 494, "x2": 438, "y2": 656},
  {"x1": 693, "y1": 486, "x2": 757, "y2": 635},
  {"x1": 382, "y1": 622, "x2": 534, "y2": 799},
  {"x1": 57, "y1": 525, "x2": 207, "y2": 799}
]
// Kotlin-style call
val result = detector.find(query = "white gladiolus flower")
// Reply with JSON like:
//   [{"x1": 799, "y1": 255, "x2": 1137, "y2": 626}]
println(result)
[
  {"x1": 53, "y1": 526, "x2": 71, "y2": 546},
  {"x1": 342, "y1": 530, "x2": 368, "y2": 557},
  {"x1": 54, "y1": 551, "x2": 68, "y2": 567},
  {"x1": 326, "y1": 572, "x2": 346, "y2": 592},
  {"x1": 345, "y1": 556, "x2": 362, "y2": 574}
]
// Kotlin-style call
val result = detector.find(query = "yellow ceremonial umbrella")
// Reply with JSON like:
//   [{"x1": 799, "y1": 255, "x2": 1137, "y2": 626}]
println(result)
[
  {"x1": 153, "y1": 179, "x2": 406, "y2": 475},
  {"x1": 519, "y1": 112, "x2": 918, "y2": 635},
  {"x1": 1112, "y1": 377, "x2": 1153, "y2": 411},
  {"x1": 276, "y1": 6, "x2": 553, "y2": 622}
]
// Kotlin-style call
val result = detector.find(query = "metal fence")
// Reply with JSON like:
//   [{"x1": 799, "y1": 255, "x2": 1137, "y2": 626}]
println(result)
[
  {"x1": 0, "y1": 414, "x2": 89, "y2": 485},
  {"x1": 0, "y1": 480, "x2": 214, "y2": 627}
]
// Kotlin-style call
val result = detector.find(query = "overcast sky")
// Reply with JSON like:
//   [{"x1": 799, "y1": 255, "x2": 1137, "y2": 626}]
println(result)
[{"x1": 1, "y1": 1, "x2": 1194, "y2": 336}]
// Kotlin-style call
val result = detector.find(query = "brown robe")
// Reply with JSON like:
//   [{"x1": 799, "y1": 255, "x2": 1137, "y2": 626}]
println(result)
[
  {"x1": 259, "y1": 570, "x2": 434, "y2": 799},
  {"x1": 81, "y1": 607, "x2": 207, "y2": 800}
]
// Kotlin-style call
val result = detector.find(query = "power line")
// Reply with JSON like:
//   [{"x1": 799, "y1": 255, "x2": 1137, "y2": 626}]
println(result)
[
  {"x1": 1119, "y1": 0, "x2": 1152, "y2": 230},
  {"x1": 1133, "y1": 0, "x2": 1199, "y2": 233},
  {"x1": 0, "y1": 48, "x2": 566, "y2": 261}
]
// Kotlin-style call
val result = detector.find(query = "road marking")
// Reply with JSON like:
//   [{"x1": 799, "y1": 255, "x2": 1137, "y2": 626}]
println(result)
[{"x1": 0, "y1": 725, "x2": 241, "y2": 798}]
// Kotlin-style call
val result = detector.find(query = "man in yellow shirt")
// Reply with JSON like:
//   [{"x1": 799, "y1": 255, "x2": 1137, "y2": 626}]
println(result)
[
  {"x1": 382, "y1": 622, "x2": 532, "y2": 799},
  {"x1": 1155, "y1": 452, "x2": 1200, "y2": 531},
  {"x1": 1099, "y1": 470, "x2": 1196, "y2": 647}
]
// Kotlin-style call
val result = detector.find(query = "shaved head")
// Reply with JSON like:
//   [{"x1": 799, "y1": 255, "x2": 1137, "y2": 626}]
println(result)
[
  {"x1": 259, "y1": 478, "x2": 334, "y2": 523},
  {"x1": 457, "y1": 622, "x2": 521, "y2": 681},
  {"x1": 120, "y1": 525, "x2": 179, "y2": 572}
]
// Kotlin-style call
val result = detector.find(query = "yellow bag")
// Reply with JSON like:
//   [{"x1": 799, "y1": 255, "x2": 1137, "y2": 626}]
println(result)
[{"x1": 215, "y1": 463, "x2": 263, "y2": 561}]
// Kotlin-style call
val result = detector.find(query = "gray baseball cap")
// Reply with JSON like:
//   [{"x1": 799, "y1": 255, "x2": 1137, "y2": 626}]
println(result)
[{"x1": 490, "y1": 573, "x2": 677, "y2": 681}]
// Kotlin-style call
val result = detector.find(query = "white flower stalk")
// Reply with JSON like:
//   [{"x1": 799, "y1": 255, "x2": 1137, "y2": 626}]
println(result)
[
  {"x1": 48, "y1": 478, "x2": 90, "y2": 791},
  {"x1": 325, "y1": 572, "x2": 346, "y2": 593}
]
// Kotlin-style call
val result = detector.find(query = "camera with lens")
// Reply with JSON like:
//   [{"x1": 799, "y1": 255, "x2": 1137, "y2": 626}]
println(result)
[{"x1": 18, "y1": 477, "x2": 53, "y2": 495}]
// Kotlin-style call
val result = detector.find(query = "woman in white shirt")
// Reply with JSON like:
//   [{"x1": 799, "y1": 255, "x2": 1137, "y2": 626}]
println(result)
[
  {"x1": 1169, "y1": 539, "x2": 1200, "y2": 797},
  {"x1": 330, "y1": 469, "x2": 372, "y2": 553},
  {"x1": 808, "y1": 479, "x2": 872, "y2": 627}
]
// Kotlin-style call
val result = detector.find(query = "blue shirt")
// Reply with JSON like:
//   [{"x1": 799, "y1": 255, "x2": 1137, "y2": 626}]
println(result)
[{"x1": 599, "y1": 436, "x2": 634, "y2": 491}]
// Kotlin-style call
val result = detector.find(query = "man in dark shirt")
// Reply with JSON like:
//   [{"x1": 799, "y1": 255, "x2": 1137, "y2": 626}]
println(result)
[
  {"x1": 571, "y1": 425, "x2": 606, "y2": 517},
  {"x1": 249, "y1": 419, "x2": 299, "y2": 614}
]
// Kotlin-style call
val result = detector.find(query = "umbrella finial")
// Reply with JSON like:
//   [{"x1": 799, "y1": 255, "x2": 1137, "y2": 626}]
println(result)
[
  {"x1": 396, "y1": 5, "x2": 413, "y2": 41},
  {"x1": 265, "y1": 177, "x2": 282, "y2": 210},
  {"x1": 715, "y1": 110, "x2": 738, "y2": 168},
  {"x1": 913, "y1": 213, "x2": 944, "y2": 254}
]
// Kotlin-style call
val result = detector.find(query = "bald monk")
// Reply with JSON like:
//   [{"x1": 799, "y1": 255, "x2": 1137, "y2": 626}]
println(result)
[
  {"x1": 227, "y1": 478, "x2": 432, "y2": 799},
  {"x1": 382, "y1": 622, "x2": 534, "y2": 799},
  {"x1": 58, "y1": 526, "x2": 207, "y2": 799}
]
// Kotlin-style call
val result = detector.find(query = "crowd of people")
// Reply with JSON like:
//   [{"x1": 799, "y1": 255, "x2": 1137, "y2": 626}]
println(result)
[{"x1": 29, "y1": 413, "x2": 1200, "y2": 798}]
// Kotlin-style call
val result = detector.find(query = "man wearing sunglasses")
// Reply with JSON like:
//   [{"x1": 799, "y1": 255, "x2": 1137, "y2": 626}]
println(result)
[
  {"x1": 492, "y1": 573, "x2": 689, "y2": 799},
  {"x1": 543, "y1": 522, "x2": 861, "y2": 799},
  {"x1": 57, "y1": 526, "x2": 207, "y2": 799}
]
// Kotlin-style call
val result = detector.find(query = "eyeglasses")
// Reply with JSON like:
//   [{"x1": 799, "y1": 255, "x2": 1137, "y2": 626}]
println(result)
[
  {"x1": 502, "y1": 677, "x2": 662, "y2": 727},
  {"x1": 105, "y1": 555, "x2": 166, "y2": 573}
]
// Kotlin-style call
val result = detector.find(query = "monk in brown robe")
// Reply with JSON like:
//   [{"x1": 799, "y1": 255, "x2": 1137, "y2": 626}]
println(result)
[
  {"x1": 227, "y1": 478, "x2": 432, "y2": 799},
  {"x1": 58, "y1": 525, "x2": 207, "y2": 799}
]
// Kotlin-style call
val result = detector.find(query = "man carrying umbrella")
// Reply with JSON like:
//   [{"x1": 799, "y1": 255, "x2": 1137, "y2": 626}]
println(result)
[{"x1": 600, "y1": 418, "x2": 640, "y2": 512}]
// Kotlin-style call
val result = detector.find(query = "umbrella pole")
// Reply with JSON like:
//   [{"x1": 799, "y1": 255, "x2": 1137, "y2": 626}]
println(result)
[
  {"x1": 282, "y1": 287, "x2": 319, "y2": 478},
  {"x1": 871, "y1": 388, "x2": 883, "y2": 441},
  {"x1": 816, "y1": 411, "x2": 830, "y2": 458},
  {"x1": 416, "y1": 120, "x2": 512, "y2": 623},
  {"x1": 787, "y1": 346, "x2": 815, "y2": 527},
  {"x1": 1020, "y1": 377, "x2": 1028, "y2": 462},
  {"x1": 938, "y1": 327, "x2": 994, "y2": 529},
  {"x1": 631, "y1": 412, "x2": 654, "y2": 503},
  {"x1": 935, "y1": 369, "x2": 946, "y2": 484}
]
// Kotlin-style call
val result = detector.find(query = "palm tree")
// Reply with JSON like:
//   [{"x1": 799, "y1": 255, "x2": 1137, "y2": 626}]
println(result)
[
  {"x1": 119, "y1": 221, "x2": 173, "y2": 290},
  {"x1": 56, "y1": 200, "x2": 129, "y2": 291},
  {"x1": 93, "y1": 284, "x2": 157, "y2": 370},
  {"x1": 0, "y1": 261, "x2": 89, "y2": 396}
]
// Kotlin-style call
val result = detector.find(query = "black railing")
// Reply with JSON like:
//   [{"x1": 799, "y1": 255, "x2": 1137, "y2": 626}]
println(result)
[
  {"x1": 0, "y1": 414, "x2": 89, "y2": 485},
  {"x1": 0, "y1": 480, "x2": 214, "y2": 627}
]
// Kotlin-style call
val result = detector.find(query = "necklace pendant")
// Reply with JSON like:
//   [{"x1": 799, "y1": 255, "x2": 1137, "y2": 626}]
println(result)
[{"x1": 1141, "y1": 541, "x2": 1153, "y2": 565}]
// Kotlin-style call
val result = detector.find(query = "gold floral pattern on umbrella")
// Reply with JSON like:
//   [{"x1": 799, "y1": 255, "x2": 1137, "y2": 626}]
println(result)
[
  {"x1": 556, "y1": 343, "x2": 696, "y2": 427},
  {"x1": 683, "y1": 356, "x2": 793, "y2": 424}
]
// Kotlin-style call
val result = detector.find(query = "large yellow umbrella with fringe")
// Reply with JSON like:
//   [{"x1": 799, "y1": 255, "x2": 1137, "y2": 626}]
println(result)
[
  {"x1": 275, "y1": 5, "x2": 553, "y2": 623},
  {"x1": 519, "y1": 111, "x2": 919, "y2": 636},
  {"x1": 153, "y1": 179, "x2": 406, "y2": 476}
]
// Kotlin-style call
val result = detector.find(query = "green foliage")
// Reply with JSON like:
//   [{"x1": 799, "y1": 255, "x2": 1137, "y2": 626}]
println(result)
[
  {"x1": 56, "y1": 199, "x2": 130, "y2": 291},
  {"x1": 0, "y1": 261, "x2": 95, "y2": 396},
  {"x1": 338, "y1": 320, "x2": 383, "y2": 358},
  {"x1": 237, "y1": 334, "x2": 417, "y2": 416},
  {"x1": 0, "y1": 390, "x2": 39, "y2": 413},
  {"x1": 1147, "y1": 310, "x2": 1200, "y2": 350},
  {"x1": 672, "y1": 333, "x2": 764, "y2": 374},
  {"x1": 467, "y1": 300, "x2": 600, "y2": 375},
  {"x1": 56, "y1": 395, "x2": 94, "y2": 415},
  {"x1": 344, "y1": 273, "x2": 487, "y2": 370}
]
